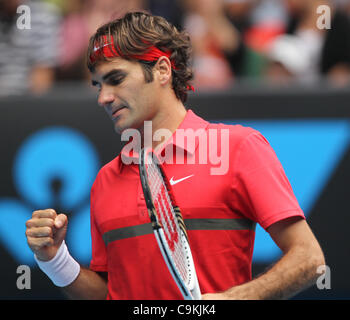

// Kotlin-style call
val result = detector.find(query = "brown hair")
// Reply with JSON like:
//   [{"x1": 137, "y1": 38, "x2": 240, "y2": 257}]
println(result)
[{"x1": 87, "y1": 11, "x2": 193, "y2": 103}]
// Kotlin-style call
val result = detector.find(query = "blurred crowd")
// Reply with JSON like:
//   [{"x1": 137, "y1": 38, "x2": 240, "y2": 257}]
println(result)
[{"x1": 1, "y1": 0, "x2": 350, "y2": 96}]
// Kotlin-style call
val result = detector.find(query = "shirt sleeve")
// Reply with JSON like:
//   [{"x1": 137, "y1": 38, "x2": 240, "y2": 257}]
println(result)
[
  {"x1": 89, "y1": 183, "x2": 108, "y2": 272},
  {"x1": 230, "y1": 131, "x2": 305, "y2": 230}
]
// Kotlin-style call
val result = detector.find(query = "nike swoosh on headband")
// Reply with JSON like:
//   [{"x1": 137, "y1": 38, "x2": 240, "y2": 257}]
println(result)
[{"x1": 93, "y1": 42, "x2": 112, "y2": 52}]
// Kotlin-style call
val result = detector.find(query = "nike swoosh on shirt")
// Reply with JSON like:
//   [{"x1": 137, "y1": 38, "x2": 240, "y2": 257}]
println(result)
[{"x1": 169, "y1": 174, "x2": 194, "y2": 186}]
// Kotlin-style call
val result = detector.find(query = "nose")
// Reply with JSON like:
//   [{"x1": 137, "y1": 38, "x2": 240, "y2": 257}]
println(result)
[{"x1": 97, "y1": 87, "x2": 115, "y2": 107}]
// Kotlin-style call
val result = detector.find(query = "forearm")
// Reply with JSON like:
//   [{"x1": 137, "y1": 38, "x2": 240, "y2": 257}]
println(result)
[
  {"x1": 62, "y1": 267, "x2": 108, "y2": 300},
  {"x1": 220, "y1": 244, "x2": 325, "y2": 300}
]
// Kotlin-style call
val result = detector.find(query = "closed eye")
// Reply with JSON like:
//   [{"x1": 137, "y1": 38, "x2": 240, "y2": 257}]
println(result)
[
  {"x1": 105, "y1": 75, "x2": 125, "y2": 86},
  {"x1": 102, "y1": 69, "x2": 127, "y2": 87}
]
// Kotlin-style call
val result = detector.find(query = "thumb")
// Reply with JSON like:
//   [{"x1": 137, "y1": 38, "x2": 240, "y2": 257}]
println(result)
[
  {"x1": 53, "y1": 214, "x2": 68, "y2": 244},
  {"x1": 54, "y1": 214, "x2": 67, "y2": 229}
]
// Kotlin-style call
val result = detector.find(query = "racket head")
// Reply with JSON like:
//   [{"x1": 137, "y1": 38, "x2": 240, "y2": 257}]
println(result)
[{"x1": 139, "y1": 147, "x2": 200, "y2": 299}]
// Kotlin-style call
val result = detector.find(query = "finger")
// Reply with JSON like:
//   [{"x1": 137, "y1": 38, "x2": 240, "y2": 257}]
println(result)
[
  {"x1": 32, "y1": 209, "x2": 57, "y2": 220},
  {"x1": 54, "y1": 214, "x2": 68, "y2": 229},
  {"x1": 26, "y1": 226, "x2": 53, "y2": 238},
  {"x1": 26, "y1": 218, "x2": 55, "y2": 229},
  {"x1": 27, "y1": 236, "x2": 54, "y2": 250}
]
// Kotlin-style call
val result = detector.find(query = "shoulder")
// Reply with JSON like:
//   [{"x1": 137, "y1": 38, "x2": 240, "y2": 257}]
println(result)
[
  {"x1": 207, "y1": 121, "x2": 265, "y2": 150},
  {"x1": 91, "y1": 155, "x2": 122, "y2": 191}
]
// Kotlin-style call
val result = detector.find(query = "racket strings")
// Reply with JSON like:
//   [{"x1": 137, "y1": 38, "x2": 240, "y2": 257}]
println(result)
[
  {"x1": 146, "y1": 158, "x2": 190, "y2": 284},
  {"x1": 158, "y1": 195, "x2": 188, "y2": 280}
]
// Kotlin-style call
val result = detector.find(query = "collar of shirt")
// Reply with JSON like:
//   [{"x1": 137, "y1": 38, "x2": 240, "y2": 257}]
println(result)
[{"x1": 119, "y1": 109, "x2": 209, "y2": 165}]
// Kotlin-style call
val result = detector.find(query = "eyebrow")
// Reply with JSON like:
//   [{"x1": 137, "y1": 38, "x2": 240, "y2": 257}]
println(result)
[{"x1": 91, "y1": 69, "x2": 127, "y2": 87}]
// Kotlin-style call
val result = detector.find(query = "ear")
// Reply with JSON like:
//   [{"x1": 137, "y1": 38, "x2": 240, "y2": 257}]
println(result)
[{"x1": 154, "y1": 56, "x2": 172, "y2": 87}]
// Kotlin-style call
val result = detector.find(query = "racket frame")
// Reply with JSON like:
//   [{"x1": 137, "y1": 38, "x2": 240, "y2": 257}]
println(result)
[{"x1": 139, "y1": 148, "x2": 201, "y2": 300}]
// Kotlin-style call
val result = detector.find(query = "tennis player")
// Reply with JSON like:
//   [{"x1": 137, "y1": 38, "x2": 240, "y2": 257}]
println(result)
[{"x1": 25, "y1": 11, "x2": 325, "y2": 300}]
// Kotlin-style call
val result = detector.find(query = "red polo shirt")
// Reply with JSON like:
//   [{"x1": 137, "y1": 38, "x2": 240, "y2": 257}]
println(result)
[{"x1": 89, "y1": 110, "x2": 304, "y2": 299}]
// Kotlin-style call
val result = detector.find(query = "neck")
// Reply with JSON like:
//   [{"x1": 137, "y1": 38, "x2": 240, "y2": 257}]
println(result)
[{"x1": 143, "y1": 96, "x2": 187, "y2": 151}]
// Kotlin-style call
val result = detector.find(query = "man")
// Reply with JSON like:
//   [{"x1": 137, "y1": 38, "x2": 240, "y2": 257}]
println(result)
[
  {"x1": 25, "y1": 11, "x2": 325, "y2": 300},
  {"x1": 0, "y1": 0, "x2": 60, "y2": 96}
]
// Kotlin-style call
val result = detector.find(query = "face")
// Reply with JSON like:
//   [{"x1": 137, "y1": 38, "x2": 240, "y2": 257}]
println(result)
[{"x1": 91, "y1": 58, "x2": 160, "y2": 134}]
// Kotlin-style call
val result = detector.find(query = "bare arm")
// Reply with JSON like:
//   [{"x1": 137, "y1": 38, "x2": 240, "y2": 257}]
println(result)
[
  {"x1": 26, "y1": 209, "x2": 108, "y2": 300},
  {"x1": 202, "y1": 217, "x2": 325, "y2": 300}
]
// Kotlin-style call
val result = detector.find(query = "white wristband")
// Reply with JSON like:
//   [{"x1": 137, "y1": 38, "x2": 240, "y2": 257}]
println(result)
[{"x1": 34, "y1": 241, "x2": 80, "y2": 287}]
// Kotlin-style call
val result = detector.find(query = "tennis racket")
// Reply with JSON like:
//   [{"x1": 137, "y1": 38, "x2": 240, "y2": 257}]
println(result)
[{"x1": 139, "y1": 147, "x2": 201, "y2": 300}]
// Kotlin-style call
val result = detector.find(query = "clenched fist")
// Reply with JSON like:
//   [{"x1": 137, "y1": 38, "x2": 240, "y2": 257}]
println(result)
[{"x1": 25, "y1": 209, "x2": 68, "y2": 261}]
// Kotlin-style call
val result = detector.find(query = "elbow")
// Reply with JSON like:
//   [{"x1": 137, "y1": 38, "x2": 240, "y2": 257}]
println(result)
[
  {"x1": 293, "y1": 240, "x2": 325, "y2": 270},
  {"x1": 317, "y1": 250, "x2": 326, "y2": 268},
  {"x1": 311, "y1": 244, "x2": 326, "y2": 269},
  {"x1": 308, "y1": 244, "x2": 326, "y2": 283}
]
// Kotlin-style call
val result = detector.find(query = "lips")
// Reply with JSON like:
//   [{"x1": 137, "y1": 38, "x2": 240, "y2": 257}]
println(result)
[{"x1": 111, "y1": 105, "x2": 127, "y2": 119}]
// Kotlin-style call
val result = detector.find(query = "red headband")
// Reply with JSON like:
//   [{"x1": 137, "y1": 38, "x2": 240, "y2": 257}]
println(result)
[
  {"x1": 90, "y1": 35, "x2": 175, "y2": 66},
  {"x1": 89, "y1": 35, "x2": 194, "y2": 91}
]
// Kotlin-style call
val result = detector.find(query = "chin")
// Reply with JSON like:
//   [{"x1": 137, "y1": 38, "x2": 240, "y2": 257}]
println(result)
[
  {"x1": 112, "y1": 120, "x2": 124, "y2": 135},
  {"x1": 113, "y1": 115, "x2": 144, "y2": 135},
  {"x1": 114, "y1": 126, "x2": 122, "y2": 135},
  {"x1": 114, "y1": 119, "x2": 134, "y2": 135}
]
